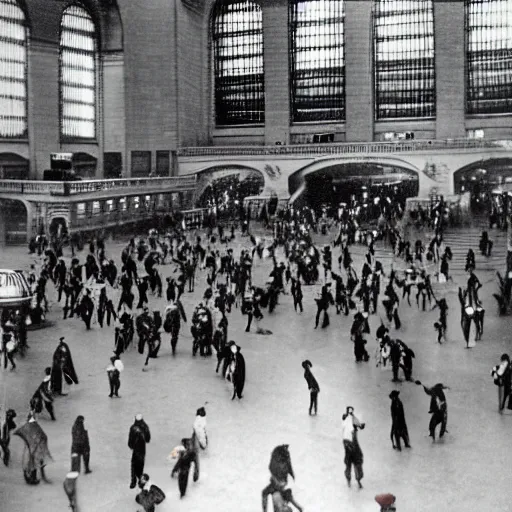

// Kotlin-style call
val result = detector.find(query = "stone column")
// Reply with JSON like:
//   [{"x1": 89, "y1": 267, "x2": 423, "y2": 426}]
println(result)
[
  {"x1": 434, "y1": 1, "x2": 466, "y2": 139},
  {"x1": 28, "y1": 40, "x2": 60, "y2": 179},
  {"x1": 102, "y1": 52, "x2": 127, "y2": 175},
  {"x1": 262, "y1": 0, "x2": 290, "y2": 145},
  {"x1": 344, "y1": 0, "x2": 373, "y2": 142}
]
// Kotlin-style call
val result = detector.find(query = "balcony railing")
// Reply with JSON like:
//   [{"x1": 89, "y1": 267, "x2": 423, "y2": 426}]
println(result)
[
  {"x1": 0, "y1": 176, "x2": 197, "y2": 196},
  {"x1": 177, "y1": 138, "x2": 505, "y2": 158}
]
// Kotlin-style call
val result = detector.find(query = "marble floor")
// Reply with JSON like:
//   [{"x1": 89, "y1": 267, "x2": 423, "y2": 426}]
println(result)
[{"x1": 0, "y1": 229, "x2": 511, "y2": 512}]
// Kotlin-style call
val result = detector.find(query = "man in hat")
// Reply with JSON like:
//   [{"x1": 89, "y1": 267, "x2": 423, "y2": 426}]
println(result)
[
  {"x1": 389, "y1": 391, "x2": 410, "y2": 451},
  {"x1": 302, "y1": 360, "x2": 320, "y2": 415},
  {"x1": 128, "y1": 414, "x2": 151, "y2": 488},
  {"x1": 51, "y1": 337, "x2": 79, "y2": 396}
]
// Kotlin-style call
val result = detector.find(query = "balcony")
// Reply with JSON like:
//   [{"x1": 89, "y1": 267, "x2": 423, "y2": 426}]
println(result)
[
  {"x1": 0, "y1": 176, "x2": 197, "y2": 199},
  {"x1": 177, "y1": 138, "x2": 505, "y2": 158}
]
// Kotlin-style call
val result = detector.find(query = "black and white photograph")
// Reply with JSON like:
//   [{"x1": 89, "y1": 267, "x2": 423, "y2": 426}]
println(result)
[{"x1": 0, "y1": 0, "x2": 512, "y2": 511}]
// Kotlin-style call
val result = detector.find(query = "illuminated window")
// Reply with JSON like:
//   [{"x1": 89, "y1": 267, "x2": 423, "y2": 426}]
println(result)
[
  {"x1": 289, "y1": 0, "x2": 345, "y2": 122},
  {"x1": 373, "y1": 0, "x2": 435, "y2": 119},
  {"x1": 0, "y1": 0, "x2": 28, "y2": 137},
  {"x1": 59, "y1": 4, "x2": 97, "y2": 138},
  {"x1": 212, "y1": 0, "x2": 264, "y2": 125},
  {"x1": 466, "y1": 0, "x2": 512, "y2": 114}
]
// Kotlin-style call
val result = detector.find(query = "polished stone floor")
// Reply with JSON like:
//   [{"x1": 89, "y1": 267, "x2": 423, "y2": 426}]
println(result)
[{"x1": 0, "y1": 229, "x2": 510, "y2": 512}]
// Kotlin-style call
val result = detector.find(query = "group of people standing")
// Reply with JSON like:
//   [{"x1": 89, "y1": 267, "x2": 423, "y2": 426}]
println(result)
[{"x1": 2, "y1": 197, "x2": 511, "y2": 512}]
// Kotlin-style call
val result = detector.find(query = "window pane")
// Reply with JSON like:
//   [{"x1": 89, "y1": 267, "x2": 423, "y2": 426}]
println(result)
[
  {"x1": 59, "y1": 5, "x2": 96, "y2": 138},
  {"x1": 466, "y1": 0, "x2": 512, "y2": 114},
  {"x1": 0, "y1": 0, "x2": 27, "y2": 137},
  {"x1": 290, "y1": 0, "x2": 346, "y2": 122},
  {"x1": 373, "y1": 0, "x2": 435, "y2": 119},
  {"x1": 212, "y1": 1, "x2": 265, "y2": 125}
]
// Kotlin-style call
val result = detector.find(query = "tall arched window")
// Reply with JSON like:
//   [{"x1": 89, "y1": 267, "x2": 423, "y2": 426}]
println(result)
[
  {"x1": 373, "y1": 0, "x2": 435, "y2": 119},
  {"x1": 466, "y1": 0, "x2": 512, "y2": 114},
  {"x1": 212, "y1": 0, "x2": 264, "y2": 126},
  {"x1": 0, "y1": 0, "x2": 28, "y2": 138},
  {"x1": 289, "y1": 0, "x2": 346, "y2": 122},
  {"x1": 59, "y1": 4, "x2": 97, "y2": 139}
]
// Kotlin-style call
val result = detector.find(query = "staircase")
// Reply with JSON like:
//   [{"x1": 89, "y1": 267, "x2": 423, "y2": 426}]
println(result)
[{"x1": 438, "y1": 213, "x2": 507, "y2": 273}]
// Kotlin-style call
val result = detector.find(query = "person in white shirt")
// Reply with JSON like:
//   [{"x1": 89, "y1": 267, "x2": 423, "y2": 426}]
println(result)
[{"x1": 341, "y1": 406, "x2": 365, "y2": 489}]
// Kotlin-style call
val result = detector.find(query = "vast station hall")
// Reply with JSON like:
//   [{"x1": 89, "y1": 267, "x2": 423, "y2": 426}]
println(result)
[{"x1": 1, "y1": 1, "x2": 512, "y2": 512}]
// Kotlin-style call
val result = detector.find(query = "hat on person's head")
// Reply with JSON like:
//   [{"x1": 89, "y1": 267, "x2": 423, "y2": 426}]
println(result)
[
  {"x1": 302, "y1": 360, "x2": 313, "y2": 369},
  {"x1": 60, "y1": 337, "x2": 65, "y2": 342},
  {"x1": 196, "y1": 407, "x2": 206, "y2": 417},
  {"x1": 135, "y1": 414, "x2": 143, "y2": 421},
  {"x1": 375, "y1": 493, "x2": 396, "y2": 508},
  {"x1": 389, "y1": 390, "x2": 400, "y2": 399}
]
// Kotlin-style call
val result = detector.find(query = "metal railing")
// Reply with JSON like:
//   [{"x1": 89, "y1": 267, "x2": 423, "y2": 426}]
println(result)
[
  {"x1": 0, "y1": 176, "x2": 197, "y2": 196},
  {"x1": 177, "y1": 138, "x2": 505, "y2": 158}
]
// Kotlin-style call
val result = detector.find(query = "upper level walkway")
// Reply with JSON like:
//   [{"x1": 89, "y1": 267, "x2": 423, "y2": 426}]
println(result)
[
  {"x1": 0, "y1": 175, "x2": 197, "y2": 203},
  {"x1": 177, "y1": 138, "x2": 512, "y2": 199}
]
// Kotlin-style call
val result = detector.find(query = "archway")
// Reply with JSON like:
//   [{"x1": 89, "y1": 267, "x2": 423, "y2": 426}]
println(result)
[
  {"x1": 49, "y1": 217, "x2": 68, "y2": 238},
  {"x1": 1, "y1": 199, "x2": 28, "y2": 245},
  {"x1": 289, "y1": 161, "x2": 419, "y2": 220},
  {"x1": 453, "y1": 158, "x2": 512, "y2": 213},
  {"x1": 195, "y1": 166, "x2": 265, "y2": 220}
]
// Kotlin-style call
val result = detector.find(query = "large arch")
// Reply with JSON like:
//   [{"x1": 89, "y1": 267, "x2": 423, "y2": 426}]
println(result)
[
  {"x1": 288, "y1": 158, "x2": 420, "y2": 212},
  {"x1": 195, "y1": 165, "x2": 265, "y2": 211},
  {"x1": 26, "y1": 0, "x2": 122, "y2": 50},
  {"x1": 0, "y1": 198, "x2": 29, "y2": 245},
  {"x1": 453, "y1": 157, "x2": 512, "y2": 212}
]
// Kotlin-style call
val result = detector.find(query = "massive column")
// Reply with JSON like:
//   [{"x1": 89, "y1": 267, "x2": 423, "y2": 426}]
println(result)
[
  {"x1": 434, "y1": 1, "x2": 466, "y2": 139},
  {"x1": 262, "y1": 0, "x2": 290, "y2": 145},
  {"x1": 344, "y1": 0, "x2": 374, "y2": 142}
]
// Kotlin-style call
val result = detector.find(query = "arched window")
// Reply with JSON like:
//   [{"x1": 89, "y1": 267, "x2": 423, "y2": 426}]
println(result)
[
  {"x1": 466, "y1": 0, "x2": 512, "y2": 114},
  {"x1": 373, "y1": 0, "x2": 435, "y2": 119},
  {"x1": 59, "y1": 4, "x2": 97, "y2": 139},
  {"x1": 289, "y1": 0, "x2": 346, "y2": 122},
  {"x1": 212, "y1": 0, "x2": 264, "y2": 126},
  {"x1": 0, "y1": 0, "x2": 28, "y2": 138}
]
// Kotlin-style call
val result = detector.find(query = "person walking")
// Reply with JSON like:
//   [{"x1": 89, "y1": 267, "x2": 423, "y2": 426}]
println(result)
[
  {"x1": 342, "y1": 406, "x2": 365, "y2": 489},
  {"x1": 302, "y1": 360, "x2": 320, "y2": 415},
  {"x1": 389, "y1": 391, "x2": 410, "y2": 451},
  {"x1": 107, "y1": 356, "x2": 122, "y2": 398},
  {"x1": 491, "y1": 354, "x2": 512, "y2": 412},
  {"x1": 30, "y1": 367, "x2": 56, "y2": 421},
  {"x1": 71, "y1": 415, "x2": 92, "y2": 474},
  {"x1": 128, "y1": 414, "x2": 151, "y2": 488},
  {"x1": 417, "y1": 381, "x2": 449, "y2": 441}
]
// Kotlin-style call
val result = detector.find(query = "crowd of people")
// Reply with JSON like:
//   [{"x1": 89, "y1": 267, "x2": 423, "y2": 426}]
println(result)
[{"x1": 0, "y1": 198, "x2": 511, "y2": 512}]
